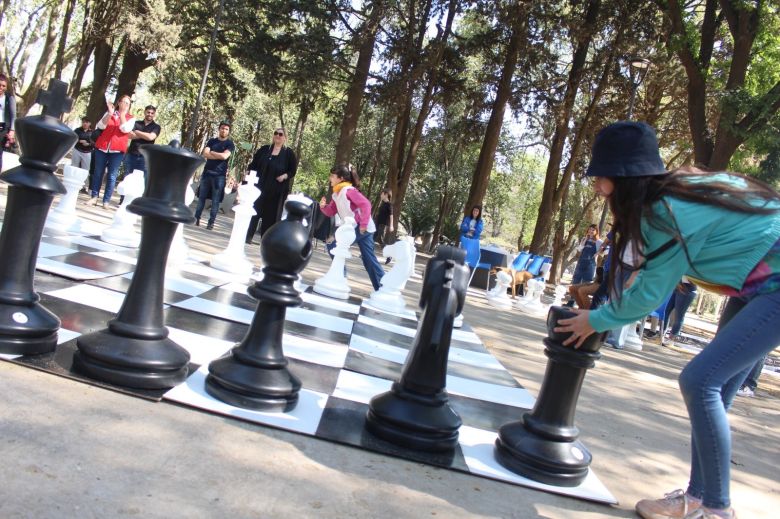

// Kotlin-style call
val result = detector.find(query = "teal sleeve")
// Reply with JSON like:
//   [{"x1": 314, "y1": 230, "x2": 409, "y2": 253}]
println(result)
[{"x1": 589, "y1": 203, "x2": 714, "y2": 332}]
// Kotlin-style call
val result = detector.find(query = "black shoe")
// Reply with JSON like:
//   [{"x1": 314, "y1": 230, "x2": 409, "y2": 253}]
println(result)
[
  {"x1": 194, "y1": 219, "x2": 200, "y2": 227},
  {"x1": 206, "y1": 222, "x2": 214, "y2": 230}
]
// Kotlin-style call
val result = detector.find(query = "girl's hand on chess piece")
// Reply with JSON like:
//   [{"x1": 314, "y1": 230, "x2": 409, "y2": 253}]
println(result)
[
  {"x1": 106, "y1": 100, "x2": 115, "y2": 113},
  {"x1": 554, "y1": 308, "x2": 595, "y2": 349}
]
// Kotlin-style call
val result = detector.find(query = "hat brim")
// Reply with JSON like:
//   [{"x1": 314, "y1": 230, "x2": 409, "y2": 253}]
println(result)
[{"x1": 586, "y1": 159, "x2": 667, "y2": 178}]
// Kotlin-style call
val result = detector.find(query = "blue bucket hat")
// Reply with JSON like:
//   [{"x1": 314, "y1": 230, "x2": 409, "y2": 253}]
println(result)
[{"x1": 586, "y1": 121, "x2": 666, "y2": 178}]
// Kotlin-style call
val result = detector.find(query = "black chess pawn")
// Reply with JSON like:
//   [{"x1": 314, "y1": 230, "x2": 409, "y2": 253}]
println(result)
[
  {"x1": 0, "y1": 79, "x2": 77, "y2": 355},
  {"x1": 494, "y1": 306, "x2": 604, "y2": 487},
  {"x1": 365, "y1": 245, "x2": 470, "y2": 452},
  {"x1": 73, "y1": 144, "x2": 205, "y2": 388},
  {"x1": 205, "y1": 200, "x2": 313, "y2": 411}
]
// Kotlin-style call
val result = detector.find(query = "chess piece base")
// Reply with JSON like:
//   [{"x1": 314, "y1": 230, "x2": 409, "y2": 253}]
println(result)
[
  {"x1": 367, "y1": 290, "x2": 407, "y2": 314},
  {"x1": 494, "y1": 421, "x2": 592, "y2": 487},
  {"x1": 0, "y1": 302, "x2": 59, "y2": 355},
  {"x1": 75, "y1": 329, "x2": 190, "y2": 389},
  {"x1": 210, "y1": 252, "x2": 253, "y2": 276},
  {"x1": 365, "y1": 388, "x2": 461, "y2": 452},
  {"x1": 101, "y1": 227, "x2": 141, "y2": 248},
  {"x1": 205, "y1": 352, "x2": 301, "y2": 412},
  {"x1": 313, "y1": 279, "x2": 350, "y2": 300}
]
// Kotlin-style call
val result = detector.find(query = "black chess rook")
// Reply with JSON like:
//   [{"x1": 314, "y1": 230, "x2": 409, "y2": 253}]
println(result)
[
  {"x1": 494, "y1": 305, "x2": 604, "y2": 487},
  {"x1": 0, "y1": 79, "x2": 77, "y2": 355},
  {"x1": 73, "y1": 144, "x2": 205, "y2": 388},
  {"x1": 205, "y1": 199, "x2": 313, "y2": 412},
  {"x1": 365, "y1": 245, "x2": 469, "y2": 452}
]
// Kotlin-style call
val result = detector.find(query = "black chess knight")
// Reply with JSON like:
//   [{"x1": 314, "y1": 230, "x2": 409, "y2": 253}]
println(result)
[
  {"x1": 494, "y1": 306, "x2": 605, "y2": 486},
  {"x1": 365, "y1": 245, "x2": 469, "y2": 451},
  {"x1": 205, "y1": 199, "x2": 313, "y2": 412},
  {"x1": 73, "y1": 144, "x2": 205, "y2": 389},
  {"x1": 0, "y1": 79, "x2": 77, "y2": 355}
]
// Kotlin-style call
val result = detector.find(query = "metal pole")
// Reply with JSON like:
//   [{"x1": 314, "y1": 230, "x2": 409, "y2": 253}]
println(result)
[{"x1": 184, "y1": 0, "x2": 225, "y2": 150}]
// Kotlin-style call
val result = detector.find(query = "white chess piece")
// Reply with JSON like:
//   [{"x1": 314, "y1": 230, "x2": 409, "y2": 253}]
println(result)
[
  {"x1": 211, "y1": 170, "x2": 261, "y2": 276},
  {"x1": 368, "y1": 240, "x2": 413, "y2": 315},
  {"x1": 405, "y1": 236, "x2": 421, "y2": 279},
  {"x1": 46, "y1": 165, "x2": 90, "y2": 233},
  {"x1": 623, "y1": 320, "x2": 644, "y2": 351},
  {"x1": 168, "y1": 181, "x2": 198, "y2": 265},
  {"x1": 313, "y1": 216, "x2": 356, "y2": 299},
  {"x1": 518, "y1": 278, "x2": 547, "y2": 316},
  {"x1": 101, "y1": 169, "x2": 145, "y2": 247},
  {"x1": 486, "y1": 270, "x2": 513, "y2": 309}
]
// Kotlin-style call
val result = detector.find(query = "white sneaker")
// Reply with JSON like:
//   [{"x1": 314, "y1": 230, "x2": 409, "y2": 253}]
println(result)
[{"x1": 736, "y1": 385, "x2": 754, "y2": 397}]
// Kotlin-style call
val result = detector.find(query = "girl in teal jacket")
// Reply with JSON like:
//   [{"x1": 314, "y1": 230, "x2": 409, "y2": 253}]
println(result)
[{"x1": 558, "y1": 122, "x2": 780, "y2": 519}]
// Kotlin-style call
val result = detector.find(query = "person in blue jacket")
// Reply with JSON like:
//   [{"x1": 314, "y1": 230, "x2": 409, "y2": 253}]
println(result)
[
  {"x1": 557, "y1": 121, "x2": 780, "y2": 519},
  {"x1": 460, "y1": 205, "x2": 484, "y2": 241}
]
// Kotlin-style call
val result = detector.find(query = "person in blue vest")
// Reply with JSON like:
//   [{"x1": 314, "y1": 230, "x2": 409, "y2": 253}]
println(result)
[
  {"x1": 557, "y1": 121, "x2": 780, "y2": 519},
  {"x1": 460, "y1": 205, "x2": 484, "y2": 241}
]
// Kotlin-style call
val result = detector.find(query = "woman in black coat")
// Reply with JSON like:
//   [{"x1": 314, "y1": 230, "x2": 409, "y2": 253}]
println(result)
[{"x1": 245, "y1": 127, "x2": 298, "y2": 243}]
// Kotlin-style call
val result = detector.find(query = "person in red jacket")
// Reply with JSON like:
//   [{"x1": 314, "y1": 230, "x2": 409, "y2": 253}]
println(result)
[{"x1": 87, "y1": 94, "x2": 135, "y2": 208}]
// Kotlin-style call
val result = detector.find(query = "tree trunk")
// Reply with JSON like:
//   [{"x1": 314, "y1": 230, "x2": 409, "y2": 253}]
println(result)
[
  {"x1": 54, "y1": 0, "x2": 76, "y2": 80},
  {"x1": 85, "y1": 39, "x2": 116, "y2": 124},
  {"x1": 334, "y1": 0, "x2": 384, "y2": 164},
  {"x1": 529, "y1": 0, "x2": 601, "y2": 254},
  {"x1": 115, "y1": 44, "x2": 155, "y2": 98},
  {"x1": 463, "y1": 3, "x2": 527, "y2": 215},
  {"x1": 390, "y1": 0, "x2": 456, "y2": 228},
  {"x1": 19, "y1": 3, "x2": 62, "y2": 114}
]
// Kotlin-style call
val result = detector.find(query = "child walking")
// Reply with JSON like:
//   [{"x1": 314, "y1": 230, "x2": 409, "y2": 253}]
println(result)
[
  {"x1": 557, "y1": 121, "x2": 780, "y2": 519},
  {"x1": 319, "y1": 164, "x2": 385, "y2": 291}
]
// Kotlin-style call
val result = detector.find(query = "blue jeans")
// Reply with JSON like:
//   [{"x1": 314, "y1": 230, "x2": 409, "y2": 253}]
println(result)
[
  {"x1": 680, "y1": 290, "x2": 780, "y2": 508},
  {"x1": 355, "y1": 231, "x2": 384, "y2": 291},
  {"x1": 572, "y1": 259, "x2": 596, "y2": 285},
  {"x1": 742, "y1": 355, "x2": 766, "y2": 391},
  {"x1": 193, "y1": 173, "x2": 226, "y2": 225},
  {"x1": 328, "y1": 230, "x2": 385, "y2": 291},
  {"x1": 664, "y1": 285, "x2": 697, "y2": 335},
  {"x1": 90, "y1": 150, "x2": 124, "y2": 202},
  {"x1": 123, "y1": 153, "x2": 147, "y2": 181}
]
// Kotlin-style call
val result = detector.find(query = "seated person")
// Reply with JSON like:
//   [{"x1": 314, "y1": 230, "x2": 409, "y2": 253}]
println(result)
[
  {"x1": 459, "y1": 205, "x2": 483, "y2": 241},
  {"x1": 568, "y1": 265, "x2": 604, "y2": 308}
]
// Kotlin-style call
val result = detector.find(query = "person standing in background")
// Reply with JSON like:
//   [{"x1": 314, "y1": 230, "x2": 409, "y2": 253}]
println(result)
[
  {"x1": 124, "y1": 105, "x2": 160, "y2": 181},
  {"x1": 0, "y1": 74, "x2": 16, "y2": 173},
  {"x1": 245, "y1": 127, "x2": 298, "y2": 244}
]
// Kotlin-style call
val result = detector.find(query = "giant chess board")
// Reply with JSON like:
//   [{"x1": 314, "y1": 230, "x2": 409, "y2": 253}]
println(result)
[{"x1": 1, "y1": 228, "x2": 617, "y2": 504}]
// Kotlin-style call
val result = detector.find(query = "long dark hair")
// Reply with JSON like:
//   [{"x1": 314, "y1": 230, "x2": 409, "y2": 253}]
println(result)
[
  {"x1": 331, "y1": 163, "x2": 361, "y2": 189},
  {"x1": 607, "y1": 167, "x2": 780, "y2": 298},
  {"x1": 469, "y1": 204, "x2": 483, "y2": 220}
]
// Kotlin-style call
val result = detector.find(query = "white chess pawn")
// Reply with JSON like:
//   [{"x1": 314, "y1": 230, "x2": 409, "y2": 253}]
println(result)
[
  {"x1": 46, "y1": 165, "x2": 90, "y2": 233},
  {"x1": 486, "y1": 270, "x2": 513, "y2": 309},
  {"x1": 168, "y1": 181, "x2": 198, "y2": 265},
  {"x1": 368, "y1": 240, "x2": 413, "y2": 315},
  {"x1": 101, "y1": 169, "x2": 145, "y2": 247},
  {"x1": 211, "y1": 170, "x2": 261, "y2": 276},
  {"x1": 313, "y1": 216, "x2": 356, "y2": 299},
  {"x1": 623, "y1": 320, "x2": 644, "y2": 351},
  {"x1": 518, "y1": 278, "x2": 547, "y2": 316}
]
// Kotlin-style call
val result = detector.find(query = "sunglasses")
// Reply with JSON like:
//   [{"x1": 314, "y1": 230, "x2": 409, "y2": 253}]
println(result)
[{"x1": 274, "y1": 131, "x2": 285, "y2": 136}]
